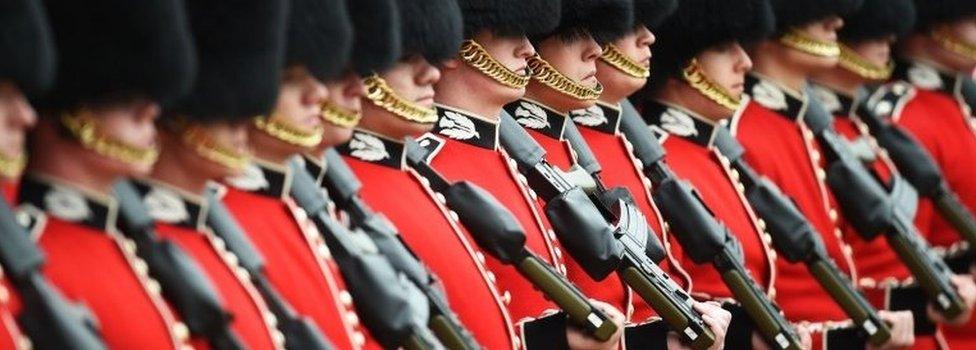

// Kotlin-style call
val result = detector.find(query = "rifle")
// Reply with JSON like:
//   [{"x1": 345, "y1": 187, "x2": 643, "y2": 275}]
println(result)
[
  {"x1": 321, "y1": 149, "x2": 482, "y2": 350},
  {"x1": 803, "y1": 95, "x2": 967, "y2": 320},
  {"x1": 288, "y1": 159, "x2": 444, "y2": 350},
  {"x1": 616, "y1": 101, "x2": 804, "y2": 350},
  {"x1": 114, "y1": 181, "x2": 245, "y2": 350},
  {"x1": 710, "y1": 125, "x2": 891, "y2": 346},
  {"x1": 859, "y1": 92, "x2": 976, "y2": 264},
  {"x1": 203, "y1": 190, "x2": 336, "y2": 350},
  {"x1": 402, "y1": 141, "x2": 619, "y2": 342},
  {"x1": 0, "y1": 195, "x2": 107, "y2": 350}
]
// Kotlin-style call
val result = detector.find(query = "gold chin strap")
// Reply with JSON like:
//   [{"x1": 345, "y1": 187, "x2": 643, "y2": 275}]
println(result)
[
  {"x1": 838, "y1": 44, "x2": 894, "y2": 80},
  {"x1": 779, "y1": 28, "x2": 841, "y2": 58},
  {"x1": 320, "y1": 102, "x2": 362, "y2": 128},
  {"x1": 363, "y1": 74, "x2": 438, "y2": 124},
  {"x1": 527, "y1": 54, "x2": 604, "y2": 101},
  {"x1": 682, "y1": 58, "x2": 742, "y2": 111},
  {"x1": 599, "y1": 44, "x2": 650, "y2": 79},
  {"x1": 932, "y1": 28, "x2": 976, "y2": 61},
  {"x1": 179, "y1": 124, "x2": 251, "y2": 171},
  {"x1": 60, "y1": 111, "x2": 160, "y2": 167},
  {"x1": 459, "y1": 40, "x2": 532, "y2": 89},
  {"x1": 253, "y1": 114, "x2": 324, "y2": 148},
  {"x1": 0, "y1": 152, "x2": 26, "y2": 179}
]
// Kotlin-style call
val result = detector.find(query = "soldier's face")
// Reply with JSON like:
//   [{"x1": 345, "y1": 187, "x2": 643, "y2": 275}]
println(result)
[
  {"x1": 273, "y1": 65, "x2": 328, "y2": 149},
  {"x1": 846, "y1": 36, "x2": 896, "y2": 80},
  {"x1": 466, "y1": 30, "x2": 536, "y2": 104},
  {"x1": 87, "y1": 99, "x2": 161, "y2": 176},
  {"x1": 320, "y1": 71, "x2": 366, "y2": 148},
  {"x1": 934, "y1": 17, "x2": 976, "y2": 71},
  {"x1": 596, "y1": 25, "x2": 655, "y2": 101},
  {"x1": 696, "y1": 42, "x2": 753, "y2": 99},
  {"x1": 0, "y1": 82, "x2": 36, "y2": 178},
  {"x1": 786, "y1": 16, "x2": 845, "y2": 70},
  {"x1": 530, "y1": 33, "x2": 604, "y2": 111},
  {"x1": 360, "y1": 54, "x2": 441, "y2": 139}
]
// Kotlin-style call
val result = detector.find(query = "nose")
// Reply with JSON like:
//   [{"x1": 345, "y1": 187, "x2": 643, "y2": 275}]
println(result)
[
  {"x1": 418, "y1": 59, "x2": 442, "y2": 86},
  {"x1": 829, "y1": 16, "x2": 845, "y2": 31},
  {"x1": 305, "y1": 78, "x2": 330, "y2": 106},
  {"x1": 9, "y1": 92, "x2": 37, "y2": 128},
  {"x1": 516, "y1": 37, "x2": 537, "y2": 59},
  {"x1": 137, "y1": 101, "x2": 162, "y2": 123},
  {"x1": 637, "y1": 25, "x2": 655, "y2": 47},
  {"x1": 734, "y1": 44, "x2": 754, "y2": 72},
  {"x1": 583, "y1": 35, "x2": 603, "y2": 62}
]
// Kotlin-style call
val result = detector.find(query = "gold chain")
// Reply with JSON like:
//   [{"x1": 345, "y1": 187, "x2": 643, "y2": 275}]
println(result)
[
  {"x1": 253, "y1": 114, "x2": 324, "y2": 148},
  {"x1": 60, "y1": 112, "x2": 160, "y2": 167},
  {"x1": 682, "y1": 58, "x2": 742, "y2": 111},
  {"x1": 0, "y1": 152, "x2": 26, "y2": 179},
  {"x1": 599, "y1": 44, "x2": 650, "y2": 79},
  {"x1": 180, "y1": 125, "x2": 251, "y2": 171},
  {"x1": 838, "y1": 44, "x2": 894, "y2": 80},
  {"x1": 459, "y1": 40, "x2": 532, "y2": 89},
  {"x1": 779, "y1": 28, "x2": 841, "y2": 58},
  {"x1": 527, "y1": 54, "x2": 603, "y2": 101},
  {"x1": 932, "y1": 28, "x2": 976, "y2": 60},
  {"x1": 320, "y1": 102, "x2": 362, "y2": 128},
  {"x1": 363, "y1": 74, "x2": 438, "y2": 124}
]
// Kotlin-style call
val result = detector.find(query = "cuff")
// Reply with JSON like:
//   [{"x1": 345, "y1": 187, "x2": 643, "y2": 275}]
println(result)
[
  {"x1": 521, "y1": 312, "x2": 570, "y2": 350},
  {"x1": 823, "y1": 326, "x2": 866, "y2": 350},
  {"x1": 888, "y1": 284, "x2": 938, "y2": 335},
  {"x1": 624, "y1": 320, "x2": 670, "y2": 350},
  {"x1": 722, "y1": 302, "x2": 755, "y2": 350}
]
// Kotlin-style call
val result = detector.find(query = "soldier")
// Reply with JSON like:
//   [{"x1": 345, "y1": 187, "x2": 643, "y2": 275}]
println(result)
[
  {"x1": 429, "y1": 0, "x2": 730, "y2": 348},
  {"x1": 736, "y1": 0, "x2": 976, "y2": 347},
  {"x1": 339, "y1": 0, "x2": 628, "y2": 348},
  {"x1": 220, "y1": 0, "x2": 376, "y2": 348},
  {"x1": 15, "y1": 0, "x2": 197, "y2": 347},
  {"x1": 880, "y1": 0, "x2": 976, "y2": 347},
  {"x1": 130, "y1": 0, "x2": 290, "y2": 348}
]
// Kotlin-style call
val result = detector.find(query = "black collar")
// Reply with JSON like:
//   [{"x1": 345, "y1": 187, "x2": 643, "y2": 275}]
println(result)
[
  {"x1": 569, "y1": 101, "x2": 622, "y2": 135},
  {"x1": 641, "y1": 99, "x2": 728, "y2": 148},
  {"x1": 893, "y1": 58, "x2": 964, "y2": 97},
  {"x1": 503, "y1": 98, "x2": 568, "y2": 140},
  {"x1": 17, "y1": 174, "x2": 119, "y2": 232},
  {"x1": 131, "y1": 179, "x2": 210, "y2": 231},
  {"x1": 433, "y1": 104, "x2": 499, "y2": 150},
  {"x1": 300, "y1": 153, "x2": 327, "y2": 185},
  {"x1": 336, "y1": 128, "x2": 407, "y2": 170},
  {"x1": 809, "y1": 84, "x2": 860, "y2": 118},
  {"x1": 745, "y1": 73, "x2": 808, "y2": 121},
  {"x1": 224, "y1": 159, "x2": 293, "y2": 199}
]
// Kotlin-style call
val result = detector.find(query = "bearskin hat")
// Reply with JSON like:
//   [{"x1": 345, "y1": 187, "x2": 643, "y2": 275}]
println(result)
[
  {"x1": 538, "y1": 0, "x2": 635, "y2": 44},
  {"x1": 0, "y1": 0, "x2": 55, "y2": 98},
  {"x1": 634, "y1": 0, "x2": 678, "y2": 30},
  {"x1": 287, "y1": 0, "x2": 353, "y2": 82},
  {"x1": 769, "y1": 0, "x2": 863, "y2": 32},
  {"x1": 170, "y1": 0, "x2": 289, "y2": 122},
  {"x1": 397, "y1": 0, "x2": 464, "y2": 62},
  {"x1": 348, "y1": 0, "x2": 402, "y2": 75},
  {"x1": 643, "y1": 0, "x2": 774, "y2": 93},
  {"x1": 840, "y1": 0, "x2": 915, "y2": 42},
  {"x1": 912, "y1": 0, "x2": 976, "y2": 31},
  {"x1": 458, "y1": 0, "x2": 561, "y2": 38},
  {"x1": 38, "y1": 0, "x2": 196, "y2": 111}
]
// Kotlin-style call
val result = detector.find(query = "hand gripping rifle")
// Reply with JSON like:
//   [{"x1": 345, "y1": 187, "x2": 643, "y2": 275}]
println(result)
[
  {"x1": 114, "y1": 181, "x2": 245, "y2": 350},
  {"x1": 402, "y1": 141, "x2": 619, "y2": 342},
  {"x1": 859, "y1": 90, "x2": 976, "y2": 268},
  {"x1": 710, "y1": 125, "x2": 891, "y2": 346},
  {"x1": 288, "y1": 159, "x2": 445, "y2": 350},
  {"x1": 0, "y1": 196, "x2": 107, "y2": 349},
  {"x1": 203, "y1": 191, "x2": 335, "y2": 350},
  {"x1": 498, "y1": 113, "x2": 715, "y2": 349},
  {"x1": 321, "y1": 149, "x2": 482, "y2": 350},
  {"x1": 802, "y1": 95, "x2": 967, "y2": 320},
  {"x1": 616, "y1": 101, "x2": 804, "y2": 350}
]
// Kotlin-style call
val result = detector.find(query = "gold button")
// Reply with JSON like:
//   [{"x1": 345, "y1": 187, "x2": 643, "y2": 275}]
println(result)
[
  {"x1": 264, "y1": 312, "x2": 279, "y2": 327},
  {"x1": 730, "y1": 169, "x2": 741, "y2": 181},
  {"x1": 815, "y1": 168, "x2": 827, "y2": 181},
  {"x1": 235, "y1": 267, "x2": 251, "y2": 280},
  {"x1": 547, "y1": 230, "x2": 557, "y2": 241},
  {"x1": 448, "y1": 211, "x2": 460, "y2": 223},
  {"x1": 828, "y1": 209, "x2": 838, "y2": 222},
  {"x1": 757, "y1": 219, "x2": 767, "y2": 231},
  {"x1": 146, "y1": 278, "x2": 162, "y2": 296},
  {"x1": 419, "y1": 177, "x2": 431, "y2": 188},
  {"x1": 173, "y1": 322, "x2": 191, "y2": 341},
  {"x1": 528, "y1": 189, "x2": 538, "y2": 200},
  {"x1": 211, "y1": 237, "x2": 227, "y2": 252},
  {"x1": 434, "y1": 193, "x2": 446, "y2": 205},
  {"x1": 352, "y1": 332, "x2": 366, "y2": 347},
  {"x1": 486, "y1": 272, "x2": 496, "y2": 284},
  {"x1": 339, "y1": 291, "x2": 353, "y2": 306},
  {"x1": 316, "y1": 243, "x2": 331, "y2": 258},
  {"x1": 272, "y1": 331, "x2": 286, "y2": 348},
  {"x1": 345, "y1": 311, "x2": 360, "y2": 326},
  {"x1": 554, "y1": 248, "x2": 563, "y2": 260},
  {"x1": 123, "y1": 239, "x2": 138, "y2": 255},
  {"x1": 810, "y1": 150, "x2": 821, "y2": 162},
  {"x1": 16, "y1": 335, "x2": 31, "y2": 350},
  {"x1": 502, "y1": 291, "x2": 512, "y2": 305},
  {"x1": 133, "y1": 259, "x2": 149, "y2": 276},
  {"x1": 224, "y1": 252, "x2": 240, "y2": 267},
  {"x1": 475, "y1": 252, "x2": 486, "y2": 265},
  {"x1": 517, "y1": 174, "x2": 529, "y2": 185}
]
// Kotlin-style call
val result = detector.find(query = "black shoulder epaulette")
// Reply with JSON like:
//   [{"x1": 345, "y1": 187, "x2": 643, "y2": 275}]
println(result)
[
  {"x1": 865, "y1": 82, "x2": 916, "y2": 122},
  {"x1": 413, "y1": 133, "x2": 446, "y2": 164}
]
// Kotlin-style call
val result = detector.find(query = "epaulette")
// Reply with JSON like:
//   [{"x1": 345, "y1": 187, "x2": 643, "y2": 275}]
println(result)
[
  {"x1": 865, "y1": 82, "x2": 916, "y2": 123},
  {"x1": 413, "y1": 133, "x2": 446, "y2": 164}
]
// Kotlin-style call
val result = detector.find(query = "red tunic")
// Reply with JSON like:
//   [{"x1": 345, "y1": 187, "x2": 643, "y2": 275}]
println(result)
[
  {"x1": 735, "y1": 74, "x2": 857, "y2": 325},
  {"x1": 568, "y1": 101, "x2": 691, "y2": 321},
  {"x1": 17, "y1": 175, "x2": 189, "y2": 349},
  {"x1": 638, "y1": 100, "x2": 776, "y2": 302},
  {"x1": 0, "y1": 185, "x2": 25, "y2": 350},
  {"x1": 132, "y1": 180, "x2": 281, "y2": 349},
  {"x1": 884, "y1": 60, "x2": 976, "y2": 349},
  {"x1": 337, "y1": 129, "x2": 521, "y2": 349},
  {"x1": 222, "y1": 160, "x2": 368, "y2": 349}
]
